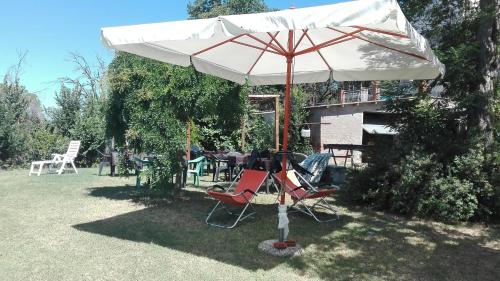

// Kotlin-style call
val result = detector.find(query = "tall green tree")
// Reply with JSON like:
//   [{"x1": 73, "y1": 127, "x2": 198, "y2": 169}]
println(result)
[
  {"x1": 106, "y1": 0, "x2": 270, "y2": 189},
  {"x1": 59, "y1": 53, "x2": 107, "y2": 166},
  {"x1": 0, "y1": 53, "x2": 32, "y2": 167},
  {"x1": 476, "y1": 0, "x2": 498, "y2": 147},
  {"x1": 47, "y1": 84, "x2": 82, "y2": 137}
]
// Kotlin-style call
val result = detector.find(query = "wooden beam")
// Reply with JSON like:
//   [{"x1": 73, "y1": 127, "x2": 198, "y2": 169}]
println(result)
[
  {"x1": 248, "y1": 94, "x2": 280, "y2": 98},
  {"x1": 186, "y1": 120, "x2": 191, "y2": 161}
]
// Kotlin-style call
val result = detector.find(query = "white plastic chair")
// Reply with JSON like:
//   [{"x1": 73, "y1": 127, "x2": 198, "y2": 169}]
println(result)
[{"x1": 29, "y1": 140, "x2": 81, "y2": 176}]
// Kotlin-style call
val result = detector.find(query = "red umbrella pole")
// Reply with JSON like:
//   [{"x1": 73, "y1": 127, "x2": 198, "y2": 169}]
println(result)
[{"x1": 279, "y1": 30, "x2": 294, "y2": 205}]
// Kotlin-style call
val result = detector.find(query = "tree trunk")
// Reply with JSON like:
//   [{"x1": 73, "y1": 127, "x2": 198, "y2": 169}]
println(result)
[
  {"x1": 476, "y1": 0, "x2": 499, "y2": 148},
  {"x1": 186, "y1": 119, "x2": 191, "y2": 160}
]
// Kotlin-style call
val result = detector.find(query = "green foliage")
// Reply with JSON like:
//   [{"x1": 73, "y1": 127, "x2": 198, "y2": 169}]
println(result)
[
  {"x1": 346, "y1": 1, "x2": 499, "y2": 222},
  {"x1": 71, "y1": 97, "x2": 106, "y2": 167},
  {"x1": 417, "y1": 177, "x2": 477, "y2": 222},
  {"x1": 47, "y1": 84, "x2": 81, "y2": 137},
  {"x1": 287, "y1": 87, "x2": 313, "y2": 154},
  {"x1": 28, "y1": 128, "x2": 69, "y2": 161},
  {"x1": 246, "y1": 115, "x2": 274, "y2": 150},
  {"x1": 187, "y1": 0, "x2": 268, "y2": 19},
  {"x1": 0, "y1": 63, "x2": 46, "y2": 168},
  {"x1": 107, "y1": 52, "x2": 245, "y2": 187},
  {"x1": 106, "y1": 0, "x2": 272, "y2": 188},
  {"x1": 347, "y1": 94, "x2": 499, "y2": 221}
]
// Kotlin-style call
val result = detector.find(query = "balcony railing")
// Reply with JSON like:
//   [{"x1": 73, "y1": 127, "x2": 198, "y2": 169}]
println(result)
[{"x1": 306, "y1": 87, "x2": 383, "y2": 108}]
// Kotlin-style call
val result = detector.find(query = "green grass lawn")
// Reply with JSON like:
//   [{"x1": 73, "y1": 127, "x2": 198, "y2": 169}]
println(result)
[{"x1": 0, "y1": 168, "x2": 499, "y2": 281}]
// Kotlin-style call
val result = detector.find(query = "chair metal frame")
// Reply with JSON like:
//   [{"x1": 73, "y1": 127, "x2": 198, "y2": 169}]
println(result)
[
  {"x1": 205, "y1": 169, "x2": 268, "y2": 229},
  {"x1": 274, "y1": 170, "x2": 339, "y2": 223}
]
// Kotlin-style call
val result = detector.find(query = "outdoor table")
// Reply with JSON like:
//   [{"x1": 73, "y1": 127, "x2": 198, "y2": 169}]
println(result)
[
  {"x1": 226, "y1": 153, "x2": 250, "y2": 180},
  {"x1": 323, "y1": 144, "x2": 370, "y2": 167}
]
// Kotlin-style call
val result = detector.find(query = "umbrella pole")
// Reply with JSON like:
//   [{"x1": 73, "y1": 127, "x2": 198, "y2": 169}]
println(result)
[{"x1": 277, "y1": 30, "x2": 294, "y2": 245}]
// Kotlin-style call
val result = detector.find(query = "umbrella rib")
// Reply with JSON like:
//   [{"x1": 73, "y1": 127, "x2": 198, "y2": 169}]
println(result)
[
  {"x1": 350, "y1": 26, "x2": 408, "y2": 38},
  {"x1": 328, "y1": 27, "x2": 429, "y2": 61},
  {"x1": 303, "y1": 31, "x2": 332, "y2": 70},
  {"x1": 294, "y1": 28, "x2": 364, "y2": 56},
  {"x1": 192, "y1": 33, "x2": 246, "y2": 56},
  {"x1": 266, "y1": 32, "x2": 288, "y2": 55},
  {"x1": 231, "y1": 40, "x2": 281, "y2": 55},
  {"x1": 245, "y1": 34, "x2": 286, "y2": 55},
  {"x1": 247, "y1": 32, "x2": 278, "y2": 75},
  {"x1": 292, "y1": 29, "x2": 308, "y2": 53},
  {"x1": 144, "y1": 42, "x2": 188, "y2": 55}
]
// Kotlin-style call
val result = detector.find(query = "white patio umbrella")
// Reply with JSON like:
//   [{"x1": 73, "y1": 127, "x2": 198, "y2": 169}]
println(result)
[{"x1": 101, "y1": 0, "x2": 444, "y2": 244}]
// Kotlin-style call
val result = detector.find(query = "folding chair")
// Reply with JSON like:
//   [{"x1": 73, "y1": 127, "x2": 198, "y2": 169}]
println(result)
[
  {"x1": 273, "y1": 170, "x2": 339, "y2": 222},
  {"x1": 206, "y1": 169, "x2": 268, "y2": 228}
]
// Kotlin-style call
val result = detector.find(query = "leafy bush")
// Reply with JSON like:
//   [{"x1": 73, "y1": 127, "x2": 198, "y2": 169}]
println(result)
[
  {"x1": 29, "y1": 128, "x2": 69, "y2": 161},
  {"x1": 346, "y1": 149, "x2": 486, "y2": 222},
  {"x1": 417, "y1": 176, "x2": 477, "y2": 222},
  {"x1": 390, "y1": 150, "x2": 441, "y2": 215}
]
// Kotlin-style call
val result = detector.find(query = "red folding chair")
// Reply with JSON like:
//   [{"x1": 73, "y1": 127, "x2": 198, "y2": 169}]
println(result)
[
  {"x1": 206, "y1": 169, "x2": 269, "y2": 228},
  {"x1": 273, "y1": 170, "x2": 339, "y2": 222}
]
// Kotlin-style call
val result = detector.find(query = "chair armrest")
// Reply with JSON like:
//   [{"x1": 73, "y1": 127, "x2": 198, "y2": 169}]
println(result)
[
  {"x1": 243, "y1": 189, "x2": 257, "y2": 196},
  {"x1": 51, "y1": 153, "x2": 65, "y2": 161},
  {"x1": 232, "y1": 188, "x2": 258, "y2": 197}
]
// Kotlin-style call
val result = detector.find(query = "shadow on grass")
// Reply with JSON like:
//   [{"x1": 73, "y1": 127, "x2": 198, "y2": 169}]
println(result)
[
  {"x1": 77, "y1": 185, "x2": 500, "y2": 280},
  {"x1": 289, "y1": 205, "x2": 500, "y2": 280},
  {"x1": 77, "y1": 185, "x2": 352, "y2": 271}
]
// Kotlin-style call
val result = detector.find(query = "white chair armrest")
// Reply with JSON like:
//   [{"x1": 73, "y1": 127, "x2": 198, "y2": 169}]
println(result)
[{"x1": 51, "y1": 153, "x2": 66, "y2": 162}]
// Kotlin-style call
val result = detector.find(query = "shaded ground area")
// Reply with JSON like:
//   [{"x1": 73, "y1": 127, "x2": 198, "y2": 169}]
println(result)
[{"x1": 0, "y1": 168, "x2": 499, "y2": 280}]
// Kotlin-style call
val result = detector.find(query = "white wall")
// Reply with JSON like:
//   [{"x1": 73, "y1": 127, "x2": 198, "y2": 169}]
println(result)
[{"x1": 308, "y1": 103, "x2": 383, "y2": 164}]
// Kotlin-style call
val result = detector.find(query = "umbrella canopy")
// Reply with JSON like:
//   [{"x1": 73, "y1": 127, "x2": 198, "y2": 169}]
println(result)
[{"x1": 101, "y1": 0, "x2": 444, "y2": 85}]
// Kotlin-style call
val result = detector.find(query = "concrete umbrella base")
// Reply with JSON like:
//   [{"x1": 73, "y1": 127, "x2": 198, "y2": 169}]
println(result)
[{"x1": 258, "y1": 239, "x2": 304, "y2": 257}]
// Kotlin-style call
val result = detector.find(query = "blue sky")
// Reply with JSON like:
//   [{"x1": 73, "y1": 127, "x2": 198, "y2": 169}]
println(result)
[{"x1": 0, "y1": 0, "x2": 343, "y2": 107}]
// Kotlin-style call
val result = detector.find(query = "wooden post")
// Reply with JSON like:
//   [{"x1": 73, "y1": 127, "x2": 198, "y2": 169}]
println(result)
[
  {"x1": 241, "y1": 116, "x2": 246, "y2": 151},
  {"x1": 186, "y1": 120, "x2": 191, "y2": 160},
  {"x1": 275, "y1": 95, "x2": 280, "y2": 151},
  {"x1": 372, "y1": 81, "x2": 380, "y2": 103}
]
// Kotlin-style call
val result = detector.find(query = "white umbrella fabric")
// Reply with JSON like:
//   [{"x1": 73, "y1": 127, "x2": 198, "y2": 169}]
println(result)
[{"x1": 101, "y1": 0, "x2": 444, "y2": 244}]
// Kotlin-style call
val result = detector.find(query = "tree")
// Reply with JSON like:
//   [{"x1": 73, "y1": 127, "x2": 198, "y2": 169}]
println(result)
[
  {"x1": 0, "y1": 52, "x2": 52, "y2": 168},
  {"x1": 47, "y1": 84, "x2": 81, "y2": 137},
  {"x1": 0, "y1": 52, "x2": 32, "y2": 167},
  {"x1": 187, "y1": 0, "x2": 268, "y2": 19},
  {"x1": 476, "y1": 0, "x2": 499, "y2": 147},
  {"x1": 346, "y1": 1, "x2": 500, "y2": 221},
  {"x1": 60, "y1": 53, "x2": 107, "y2": 166},
  {"x1": 105, "y1": 0, "x2": 271, "y2": 189}
]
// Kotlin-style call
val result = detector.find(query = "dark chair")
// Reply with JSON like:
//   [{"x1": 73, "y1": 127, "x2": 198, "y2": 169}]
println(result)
[{"x1": 208, "y1": 154, "x2": 229, "y2": 182}]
